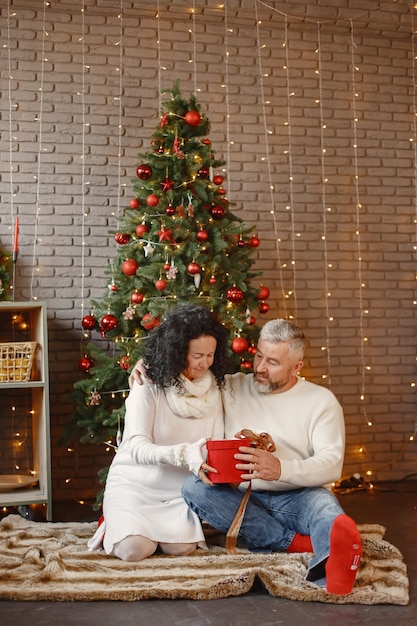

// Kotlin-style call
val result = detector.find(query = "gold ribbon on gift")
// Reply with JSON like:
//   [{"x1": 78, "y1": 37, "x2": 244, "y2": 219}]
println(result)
[{"x1": 225, "y1": 429, "x2": 276, "y2": 554}]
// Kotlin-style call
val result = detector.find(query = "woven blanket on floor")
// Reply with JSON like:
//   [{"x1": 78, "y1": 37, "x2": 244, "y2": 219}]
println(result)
[{"x1": 0, "y1": 514, "x2": 409, "y2": 604}]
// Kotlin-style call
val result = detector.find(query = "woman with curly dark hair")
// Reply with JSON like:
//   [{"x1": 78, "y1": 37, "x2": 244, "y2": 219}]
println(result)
[{"x1": 88, "y1": 304, "x2": 228, "y2": 561}]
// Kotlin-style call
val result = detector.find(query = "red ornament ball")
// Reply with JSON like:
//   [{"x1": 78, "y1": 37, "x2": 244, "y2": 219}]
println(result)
[
  {"x1": 155, "y1": 278, "x2": 167, "y2": 291},
  {"x1": 165, "y1": 205, "x2": 176, "y2": 216},
  {"x1": 131, "y1": 291, "x2": 144, "y2": 304},
  {"x1": 163, "y1": 262, "x2": 171, "y2": 271},
  {"x1": 248, "y1": 345, "x2": 257, "y2": 355},
  {"x1": 237, "y1": 238, "x2": 245, "y2": 247},
  {"x1": 196, "y1": 229, "x2": 209, "y2": 242},
  {"x1": 248, "y1": 315, "x2": 256, "y2": 325},
  {"x1": 203, "y1": 138, "x2": 211, "y2": 145},
  {"x1": 258, "y1": 302, "x2": 270, "y2": 314},
  {"x1": 185, "y1": 110, "x2": 201, "y2": 126},
  {"x1": 135, "y1": 223, "x2": 149, "y2": 238},
  {"x1": 231, "y1": 337, "x2": 249, "y2": 354},
  {"x1": 81, "y1": 314, "x2": 97, "y2": 331},
  {"x1": 240, "y1": 360, "x2": 253, "y2": 370},
  {"x1": 198, "y1": 167, "x2": 210, "y2": 178},
  {"x1": 129, "y1": 198, "x2": 139, "y2": 209},
  {"x1": 218, "y1": 187, "x2": 226, "y2": 196},
  {"x1": 114, "y1": 232, "x2": 130, "y2": 245},
  {"x1": 211, "y1": 205, "x2": 225, "y2": 220},
  {"x1": 209, "y1": 276, "x2": 217, "y2": 285},
  {"x1": 142, "y1": 313, "x2": 160, "y2": 330},
  {"x1": 78, "y1": 355, "x2": 94, "y2": 373},
  {"x1": 100, "y1": 314, "x2": 118, "y2": 333},
  {"x1": 213, "y1": 175, "x2": 224, "y2": 186},
  {"x1": 146, "y1": 193, "x2": 159, "y2": 207},
  {"x1": 257, "y1": 286, "x2": 270, "y2": 300},
  {"x1": 122, "y1": 259, "x2": 139, "y2": 276},
  {"x1": 226, "y1": 286, "x2": 244, "y2": 303},
  {"x1": 136, "y1": 164, "x2": 152, "y2": 180},
  {"x1": 119, "y1": 355, "x2": 130, "y2": 371},
  {"x1": 187, "y1": 261, "x2": 201, "y2": 275},
  {"x1": 248, "y1": 236, "x2": 260, "y2": 248}
]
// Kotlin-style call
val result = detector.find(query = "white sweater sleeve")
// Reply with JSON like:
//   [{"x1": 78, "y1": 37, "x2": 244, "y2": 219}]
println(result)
[{"x1": 130, "y1": 437, "x2": 207, "y2": 475}]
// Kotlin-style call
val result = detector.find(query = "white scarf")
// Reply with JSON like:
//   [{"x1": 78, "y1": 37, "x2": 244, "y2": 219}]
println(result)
[{"x1": 164, "y1": 371, "x2": 221, "y2": 419}]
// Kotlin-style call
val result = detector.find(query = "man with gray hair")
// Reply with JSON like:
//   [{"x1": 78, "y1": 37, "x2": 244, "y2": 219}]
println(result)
[{"x1": 182, "y1": 318, "x2": 362, "y2": 595}]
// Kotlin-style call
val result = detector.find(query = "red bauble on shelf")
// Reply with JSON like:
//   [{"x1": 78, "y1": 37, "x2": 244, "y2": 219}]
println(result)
[
  {"x1": 136, "y1": 164, "x2": 152, "y2": 180},
  {"x1": 81, "y1": 314, "x2": 97, "y2": 330},
  {"x1": 226, "y1": 286, "x2": 244, "y2": 303},
  {"x1": 78, "y1": 355, "x2": 94, "y2": 373},
  {"x1": 231, "y1": 337, "x2": 249, "y2": 354},
  {"x1": 184, "y1": 110, "x2": 201, "y2": 126},
  {"x1": 122, "y1": 259, "x2": 139, "y2": 276}
]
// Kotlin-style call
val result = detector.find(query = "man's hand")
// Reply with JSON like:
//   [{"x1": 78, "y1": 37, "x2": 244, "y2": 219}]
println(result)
[{"x1": 234, "y1": 445, "x2": 281, "y2": 482}]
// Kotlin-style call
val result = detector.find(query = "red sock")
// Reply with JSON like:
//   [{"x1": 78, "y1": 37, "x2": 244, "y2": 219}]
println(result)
[
  {"x1": 286, "y1": 533, "x2": 313, "y2": 553},
  {"x1": 325, "y1": 514, "x2": 362, "y2": 595}
]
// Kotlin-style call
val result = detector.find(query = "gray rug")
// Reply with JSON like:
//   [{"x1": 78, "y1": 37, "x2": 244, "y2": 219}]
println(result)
[{"x1": 0, "y1": 514, "x2": 409, "y2": 604}]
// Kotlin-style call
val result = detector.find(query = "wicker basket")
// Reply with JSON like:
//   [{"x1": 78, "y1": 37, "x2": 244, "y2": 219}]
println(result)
[{"x1": 0, "y1": 341, "x2": 38, "y2": 383}]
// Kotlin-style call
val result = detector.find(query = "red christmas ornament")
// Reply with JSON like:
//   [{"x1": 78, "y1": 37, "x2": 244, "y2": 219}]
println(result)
[
  {"x1": 165, "y1": 205, "x2": 176, "y2": 216},
  {"x1": 81, "y1": 314, "x2": 97, "y2": 330},
  {"x1": 187, "y1": 261, "x2": 201, "y2": 275},
  {"x1": 136, "y1": 164, "x2": 152, "y2": 180},
  {"x1": 135, "y1": 223, "x2": 149, "y2": 238},
  {"x1": 155, "y1": 278, "x2": 167, "y2": 291},
  {"x1": 142, "y1": 313, "x2": 160, "y2": 330},
  {"x1": 185, "y1": 110, "x2": 201, "y2": 126},
  {"x1": 248, "y1": 345, "x2": 257, "y2": 355},
  {"x1": 163, "y1": 262, "x2": 171, "y2": 270},
  {"x1": 156, "y1": 225, "x2": 172, "y2": 242},
  {"x1": 209, "y1": 276, "x2": 217, "y2": 285},
  {"x1": 203, "y1": 138, "x2": 211, "y2": 145},
  {"x1": 78, "y1": 355, "x2": 94, "y2": 373},
  {"x1": 240, "y1": 360, "x2": 253, "y2": 370},
  {"x1": 122, "y1": 259, "x2": 139, "y2": 276},
  {"x1": 146, "y1": 193, "x2": 159, "y2": 207},
  {"x1": 258, "y1": 302, "x2": 270, "y2": 314},
  {"x1": 198, "y1": 167, "x2": 210, "y2": 178},
  {"x1": 226, "y1": 286, "x2": 244, "y2": 303},
  {"x1": 248, "y1": 235, "x2": 260, "y2": 248},
  {"x1": 100, "y1": 314, "x2": 118, "y2": 334},
  {"x1": 213, "y1": 175, "x2": 224, "y2": 186},
  {"x1": 129, "y1": 198, "x2": 139, "y2": 209},
  {"x1": 248, "y1": 315, "x2": 256, "y2": 325},
  {"x1": 218, "y1": 187, "x2": 226, "y2": 196},
  {"x1": 160, "y1": 176, "x2": 175, "y2": 192},
  {"x1": 131, "y1": 291, "x2": 144, "y2": 304},
  {"x1": 196, "y1": 229, "x2": 209, "y2": 242},
  {"x1": 110, "y1": 284, "x2": 118, "y2": 292},
  {"x1": 231, "y1": 337, "x2": 249, "y2": 354},
  {"x1": 257, "y1": 286, "x2": 270, "y2": 300},
  {"x1": 119, "y1": 355, "x2": 130, "y2": 371},
  {"x1": 114, "y1": 232, "x2": 130, "y2": 245},
  {"x1": 211, "y1": 205, "x2": 225, "y2": 220},
  {"x1": 237, "y1": 238, "x2": 245, "y2": 247}
]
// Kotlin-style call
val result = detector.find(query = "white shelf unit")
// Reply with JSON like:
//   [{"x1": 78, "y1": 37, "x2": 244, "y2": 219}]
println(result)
[{"x1": 0, "y1": 302, "x2": 52, "y2": 520}]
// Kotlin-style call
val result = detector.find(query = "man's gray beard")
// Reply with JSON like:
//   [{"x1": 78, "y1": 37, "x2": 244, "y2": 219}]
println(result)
[{"x1": 253, "y1": 378, "x2": 278, "y2": 394}]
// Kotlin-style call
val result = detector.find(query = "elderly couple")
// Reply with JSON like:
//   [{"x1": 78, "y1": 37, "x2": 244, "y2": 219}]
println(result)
[{"x1": 88, "y1": 303, "x2": 362, "y2": 595}]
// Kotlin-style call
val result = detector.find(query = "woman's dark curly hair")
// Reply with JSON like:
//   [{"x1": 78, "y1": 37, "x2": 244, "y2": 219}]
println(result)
[{"x1": 143, "y1": 303, "x2": 228, "y2": 391}]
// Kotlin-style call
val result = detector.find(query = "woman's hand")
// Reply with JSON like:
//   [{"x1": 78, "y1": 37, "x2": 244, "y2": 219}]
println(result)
[{"x1": 198, "y1": 462, "x2": 217, "y2": 485}]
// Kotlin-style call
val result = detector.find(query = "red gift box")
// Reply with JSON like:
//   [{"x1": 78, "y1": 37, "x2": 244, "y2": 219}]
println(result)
[{"x1": 206, "y1": 438, "x2": 251, "y2": 483}]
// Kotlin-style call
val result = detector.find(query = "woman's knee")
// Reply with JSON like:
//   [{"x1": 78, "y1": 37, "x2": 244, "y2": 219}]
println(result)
[
  {"x1": 160, "y1": 542, "x2": 197, "y2": 556},
  {"x1": 113, "y1": 535, "x2": 157, "y2": 561}
]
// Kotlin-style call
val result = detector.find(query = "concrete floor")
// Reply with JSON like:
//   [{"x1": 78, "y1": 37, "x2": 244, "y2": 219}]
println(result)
[{"x1": 0, "y1": 481, "x2": 416, "y2": 625}]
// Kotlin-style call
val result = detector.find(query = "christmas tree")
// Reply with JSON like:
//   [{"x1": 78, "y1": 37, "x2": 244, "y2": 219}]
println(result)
[{"x1": 71, "y1": 81, "x2": 271, "y2": 488}]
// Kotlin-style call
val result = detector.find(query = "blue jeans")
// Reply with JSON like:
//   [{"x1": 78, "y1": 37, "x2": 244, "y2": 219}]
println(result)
[{"x1": 182, "y1": 475, "x2": 345, "y2": 579}]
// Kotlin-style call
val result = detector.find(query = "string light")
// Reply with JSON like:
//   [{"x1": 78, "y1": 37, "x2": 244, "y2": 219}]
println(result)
[
  {"x1": 316, "y1": 23, "x2": 332, "y2": 384},
  {"x1": 254, "y1": 1, "x2": 287, "y2": 318},
  {"x1": 30, "y1": 0, "x2": 50, "y2": 301}
]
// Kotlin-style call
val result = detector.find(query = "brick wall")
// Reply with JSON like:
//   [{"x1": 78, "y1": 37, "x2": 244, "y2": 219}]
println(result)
[{"x1": 1, "y1": 0, "x2": 416, "y2": 502}]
